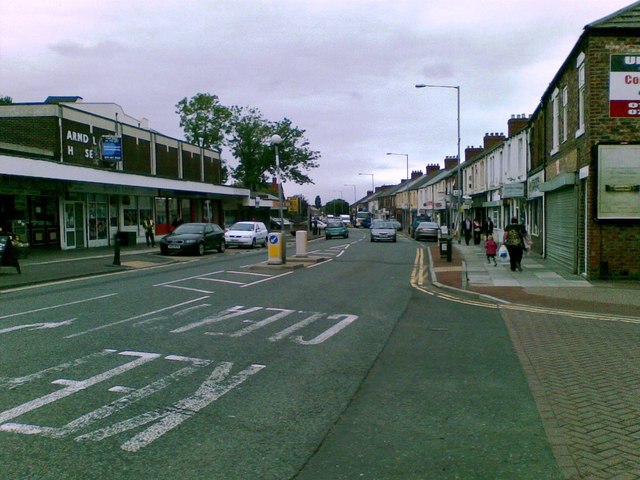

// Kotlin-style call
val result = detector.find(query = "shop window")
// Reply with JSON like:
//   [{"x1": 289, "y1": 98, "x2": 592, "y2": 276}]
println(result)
[{"x1": 123, "y1": 196, "x2": 138, "y2": 227}]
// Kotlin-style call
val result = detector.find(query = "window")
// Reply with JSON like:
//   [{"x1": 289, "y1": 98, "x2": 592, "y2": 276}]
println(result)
[
  {"x1": 562, "y1": 86, "x2": 568, "y2": 143},
  {"x1": 576, "y1": 52, "x2": 585, "y2": 137},
  {"x1": 551, "y1": 88, "x2": 560, "y2": 154}
]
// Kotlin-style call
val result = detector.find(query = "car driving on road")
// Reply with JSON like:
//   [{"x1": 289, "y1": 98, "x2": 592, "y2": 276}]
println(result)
[
  {"x1": 160, "y1": 222, "x2": 226, "y2": 255},
  {"x1": 224, "y1": 221, "x2": 268, "y2": 248},
  {"x1": 325, "y1": 220, "x2": 349, "y2": 239},
  {"x1": 370, "y1": 220, "x2": 397, "y2": 242}
]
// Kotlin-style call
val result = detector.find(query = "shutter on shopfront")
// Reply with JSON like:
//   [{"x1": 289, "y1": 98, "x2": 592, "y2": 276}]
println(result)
[{"x1": 545, "y1": 187, "x2": 576, "y2": 271}]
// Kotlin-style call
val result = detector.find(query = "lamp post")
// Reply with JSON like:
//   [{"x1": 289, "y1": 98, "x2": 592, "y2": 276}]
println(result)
[
  {"x1": 358, "y1": 172, "x2": 374, "y2": 192},
  {"x1": 270, "y1": 134, "x2": 285, "y2": 232},
  {"x1": 344, "y1": 184, "x2": 356, "y2": 220},
  {"x1": 386, "y1": 152, "x2": 409, "y2": 229},
  {"x1": 415, "y1": 83, "x2": 461, "y2": 242}
]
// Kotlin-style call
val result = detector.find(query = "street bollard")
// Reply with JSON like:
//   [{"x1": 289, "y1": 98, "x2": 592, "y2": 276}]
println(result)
[{"x1": 113, "y1": 237, "x2": 121, "y2": 266}]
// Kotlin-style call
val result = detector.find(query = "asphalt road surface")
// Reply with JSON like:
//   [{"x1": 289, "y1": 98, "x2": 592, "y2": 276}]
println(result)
[{"x1": 0, "y1": 229, "x2": 560, "y2": 479}]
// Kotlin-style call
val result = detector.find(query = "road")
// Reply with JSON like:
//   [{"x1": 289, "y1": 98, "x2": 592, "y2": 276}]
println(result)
[{"x1": 0, "y1": 229, "x2": 562, "y2": 479}]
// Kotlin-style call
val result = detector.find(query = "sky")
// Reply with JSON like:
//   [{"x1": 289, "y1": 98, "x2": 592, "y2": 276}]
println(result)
[{"x1": 0, "y1": 0, "x2": 635, "y2": 205}]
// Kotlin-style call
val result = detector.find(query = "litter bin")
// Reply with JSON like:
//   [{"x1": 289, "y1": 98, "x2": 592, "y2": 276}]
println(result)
[{"x1": 439, "y1": 236, "x2": 452, "y2": 262}]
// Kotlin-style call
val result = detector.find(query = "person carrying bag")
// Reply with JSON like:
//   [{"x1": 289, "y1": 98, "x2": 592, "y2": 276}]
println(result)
[{"x1": 503, "y1": 217, "x2": 527, "y2": 272}]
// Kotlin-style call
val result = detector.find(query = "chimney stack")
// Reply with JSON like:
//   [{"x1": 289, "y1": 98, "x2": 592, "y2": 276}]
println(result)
[
  {"x1": 425, "y1": 163, "x2": 441, "y2": 175},
  {"x1": 444, "y1": 155, "x2": 459, "y2": 170},
  {"x1": 508, "y1": 113, "x2": 530, "y2": 137},
  {"x1": 411, "y1": 170, "x2": 423, "y2": 180},
  {"x1": 483, "y1": 132, "x2": 506, "y2": 150},
  {"x1": 465, "y1": 145, "x2": 484, "y2": 162}
]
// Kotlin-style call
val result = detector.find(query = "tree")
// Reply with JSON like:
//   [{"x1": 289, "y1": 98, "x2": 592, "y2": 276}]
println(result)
[
  {"x1": 0, "y1": 96, "x2": 12, "y2": 105},
  {"x1": 227, "y1": 107, "x2": 320, "y2": 191},
  {"x1": 325, "y1": 199, "x2": 349, "y2": 216},
  {"x1": 175, "y1": 93, "x2": 231, "y2": 149},
  {"x1": 176, "y1": 93, "x2": 232, "y2": 183},
  {"x1": 314, "y1": 195, "x2": 322, "y2": 208}
]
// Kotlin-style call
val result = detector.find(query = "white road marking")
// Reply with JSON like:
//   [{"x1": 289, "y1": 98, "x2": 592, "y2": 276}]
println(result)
[
  {"x1": 228, "y1": 308, "x2": 296, "y2": 337},
  {"x1": 240, "y1": 271, "x2": 293, "y2": 288},
  {"x1": 153, "y1": 271, "x2": 225, "y2": 287},
  {"x1": 292, "y1": 314, "x2": 358, "y2": 345},
  {"x1": 197, "y1": 278, "x2": 245, "y2": 285},
  {"x1": 65, "y1": 296, "x2": 210, "y2": 338},
  {"x1": 268, "y1": 313, "x2": 325, "y2": 342},
  {"x1": 0, "y1": 349, "x2": 117, "y2": 388},
  {"x1": 0, "y1": 294, "x2": 117, "y2": 321},
  {"x1": 75, "y1": 362, "x2": 266, "y2": 452},
  {"x1": 0, "y1": 355, "x2": 211, "y2": 439},
  {"x1": 226, "y1": 271, "x2": 272, "y2": 277},
  {"x1": 0, "y1": 351, "x2": 160, "y2": 425},
  {"x1": 171, "y1": 306, "x2": 263, "y2": 333},
  {"x1": 0, "y1": 319, "x2": 76, "y2": 335},
  {"x1": 162, "y1": 285, "x2": 215, "y2": 294}
]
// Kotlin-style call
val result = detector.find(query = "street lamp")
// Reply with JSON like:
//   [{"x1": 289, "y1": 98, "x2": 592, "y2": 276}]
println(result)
[
  {"x1": 415, "y1": 83, "x2": 462, "y2": 242},
  {"x1": 270, "y1": 134, "x2": 285, "y2": 232},
  {"x1": 358, "y1": 172, "x2": 374, "y2": 192},
  {"x1": 386, "y1": 152, "x2": 410, "y2": 230}
]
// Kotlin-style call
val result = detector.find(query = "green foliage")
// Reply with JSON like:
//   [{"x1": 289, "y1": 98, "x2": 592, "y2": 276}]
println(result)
[
  {"x1": 176, "y1": 93, "x2": 320, "y2": 192},
  {"x1": 0, "y1": 96, "x2": 13, "y2": 105},
  {"x1": 175, "y1": 93, "x2": 231, "y2": 149},
  {"x1": 325, "y1": 199, "x2": 349, "y2": 215},
  {"x1": 314, "y1": 195, "x2": 322, "y2": 208}
]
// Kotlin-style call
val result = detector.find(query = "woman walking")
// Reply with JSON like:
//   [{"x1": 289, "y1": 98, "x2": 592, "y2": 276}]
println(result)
[{"x1": 503, "y1": 217, "x2": 527, "y2": 271}]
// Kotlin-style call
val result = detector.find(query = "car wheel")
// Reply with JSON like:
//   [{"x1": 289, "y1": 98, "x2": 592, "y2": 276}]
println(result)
[
  {"x1": 345, "y1": 233, "x2": 349, "y2": 238},
  {"x1": 161, "y1": 247, "x2": 169, "y2": 255},
  {"x1": 325, "y1": 236, "x2": 330, "y2": 240},
  {"x1": 251, "y1": 238, "x2": 257, "y2": 249},
  {"x1": 197, "y1": 242, "x2": 205, "y2": 256},
  {"x1": 217, "y1": 241, "x2": 225, "y2": 253},
  {"x1": 370, "y1": 237, "x2": 374, "y2": 242},
  {"x1": 393, "y1": 237, "x2": 397, "y2": 242}
]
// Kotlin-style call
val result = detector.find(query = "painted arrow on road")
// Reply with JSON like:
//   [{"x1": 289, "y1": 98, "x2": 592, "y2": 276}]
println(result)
[{"x1": 0, "y1": 319, "x2": 76, "y2": 335}]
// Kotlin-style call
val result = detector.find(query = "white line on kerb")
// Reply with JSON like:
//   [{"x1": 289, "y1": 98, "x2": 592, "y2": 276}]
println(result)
[
  {"x1": 65, "y1": 296, "x2": 210, "y2": 338},
  {"x1": 0, "y1": 294, "x2": 118, "y2": 321}
]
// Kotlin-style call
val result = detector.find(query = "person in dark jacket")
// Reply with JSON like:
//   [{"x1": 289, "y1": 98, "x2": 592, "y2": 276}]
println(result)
[{"x1": 503, "y1": 217, "x2": 527, "y2": 272}]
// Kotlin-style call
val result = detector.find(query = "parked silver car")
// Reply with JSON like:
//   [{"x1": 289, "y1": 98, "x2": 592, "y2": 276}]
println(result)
[
  {"x1": 370, "y1": 220, "x2": 397, "y2": 242},
  {"x1": 414, "y1": 221, "x2": 440, "y2": 242},
  {"x1": 224, "y1": 221, "x2": 268, "y2": 248}
]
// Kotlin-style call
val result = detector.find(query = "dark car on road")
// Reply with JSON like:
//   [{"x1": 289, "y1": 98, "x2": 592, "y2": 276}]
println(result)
[
  {"x1": 325, "y1": 220, "x2": 349, "y2": 239},
  {"x1": 160, "y1": 222, "x2": 225, "y2": 255},
  {"x1": 414, "y1": 221, "x2": 440, "y2": 242}
]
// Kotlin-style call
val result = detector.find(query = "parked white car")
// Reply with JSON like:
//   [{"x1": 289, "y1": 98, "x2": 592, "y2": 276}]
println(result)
[{"x1": 224, "y1": 221, "x2": 268, "y2": 248}]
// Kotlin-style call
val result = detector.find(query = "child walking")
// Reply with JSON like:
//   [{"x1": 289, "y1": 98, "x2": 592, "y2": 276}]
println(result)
[{"x1": 485, "y1": 235, "x2": 498, "y2": 266}]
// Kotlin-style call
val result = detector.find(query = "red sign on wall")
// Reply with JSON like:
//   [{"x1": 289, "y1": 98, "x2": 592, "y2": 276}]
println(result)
[{"x1": 610, "y1": 54, "x2": 640, "y2": 117}]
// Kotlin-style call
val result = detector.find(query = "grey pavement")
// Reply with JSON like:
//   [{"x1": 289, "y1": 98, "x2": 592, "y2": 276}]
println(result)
[{"x1": 430, "y1": 239, "x2": 640, "y2": 318}]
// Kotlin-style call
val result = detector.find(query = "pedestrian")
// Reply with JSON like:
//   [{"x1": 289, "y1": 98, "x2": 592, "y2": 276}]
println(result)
[
  {"x1": 473, "y1": 218, "x2": 482, "y2": 245},
  {"x1": 143, "y1": 215, "x2": 155, "y2": 247},
  {"x1": 484, "y1": 217, "x2": 494, "y2": 240},
  {"x1": 503, "y1": 217, "x2": 527, "y2": 272},
  {"x1": 485, "y1": 234, "x2": 498, "y2": 266},
  {"x1": 463, "y1": 217, "x2": 472, "y2": 245}
]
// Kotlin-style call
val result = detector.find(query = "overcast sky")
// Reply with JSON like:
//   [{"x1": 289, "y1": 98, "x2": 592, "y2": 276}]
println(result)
[{"x1": 0, "y1": 0, "x2": 634, "y2": 205}]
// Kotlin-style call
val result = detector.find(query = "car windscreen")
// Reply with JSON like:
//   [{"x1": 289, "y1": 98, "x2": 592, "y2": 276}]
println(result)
[
  {"x1": 230, "y1": 223, "x2": 254, "y2": 231},
  {"x1": 327, "y1": 222, "x2": 343, "y2": 227},
  {"x1": 174, "y1": 224, "x2": 204, "y2": 234},
  {"x1": 372, "y1": 222, "x2": 394, "y2": 229}
]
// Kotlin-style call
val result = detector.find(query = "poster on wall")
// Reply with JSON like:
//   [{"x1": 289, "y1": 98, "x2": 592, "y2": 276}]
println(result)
[
  {"x1": 597, "y1": 144, "x2": 640, "y2": 219},
  {"x1": 610, "y1": 54, "x2": 640, "y2": 117}
]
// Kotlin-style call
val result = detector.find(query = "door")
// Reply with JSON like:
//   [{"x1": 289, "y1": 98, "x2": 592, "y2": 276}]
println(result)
[{"x1": 64, "y1": 202, "x2": 85, "y2": 249}]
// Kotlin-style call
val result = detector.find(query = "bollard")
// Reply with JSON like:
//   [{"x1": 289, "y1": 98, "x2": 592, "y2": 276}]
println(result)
[{"x1": 113, "y1": 237, "x2": 121, "y2": 266}]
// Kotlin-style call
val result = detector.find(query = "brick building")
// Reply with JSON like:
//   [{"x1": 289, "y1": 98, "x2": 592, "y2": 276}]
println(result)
[
  {"x1": 0, "y1": 97, "x2": 250, "y2": 249},
  {"x1": 530, "y1": 2, "x2": 640, "y2": 278}
]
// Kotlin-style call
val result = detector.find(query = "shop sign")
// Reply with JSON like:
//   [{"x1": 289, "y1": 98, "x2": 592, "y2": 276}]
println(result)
[
  {"x1": 502, "y1": 182, "x2": 525, "y2": 198},
  {"x1": 527, "y1": 171, "x2": 544, "y2": 199},
  {"x1": 610, "y1": 54, "x2": 640, "y2": 117},
  {"x1": 101, "y1": 136, "x2": 122, "y2": 163}
]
